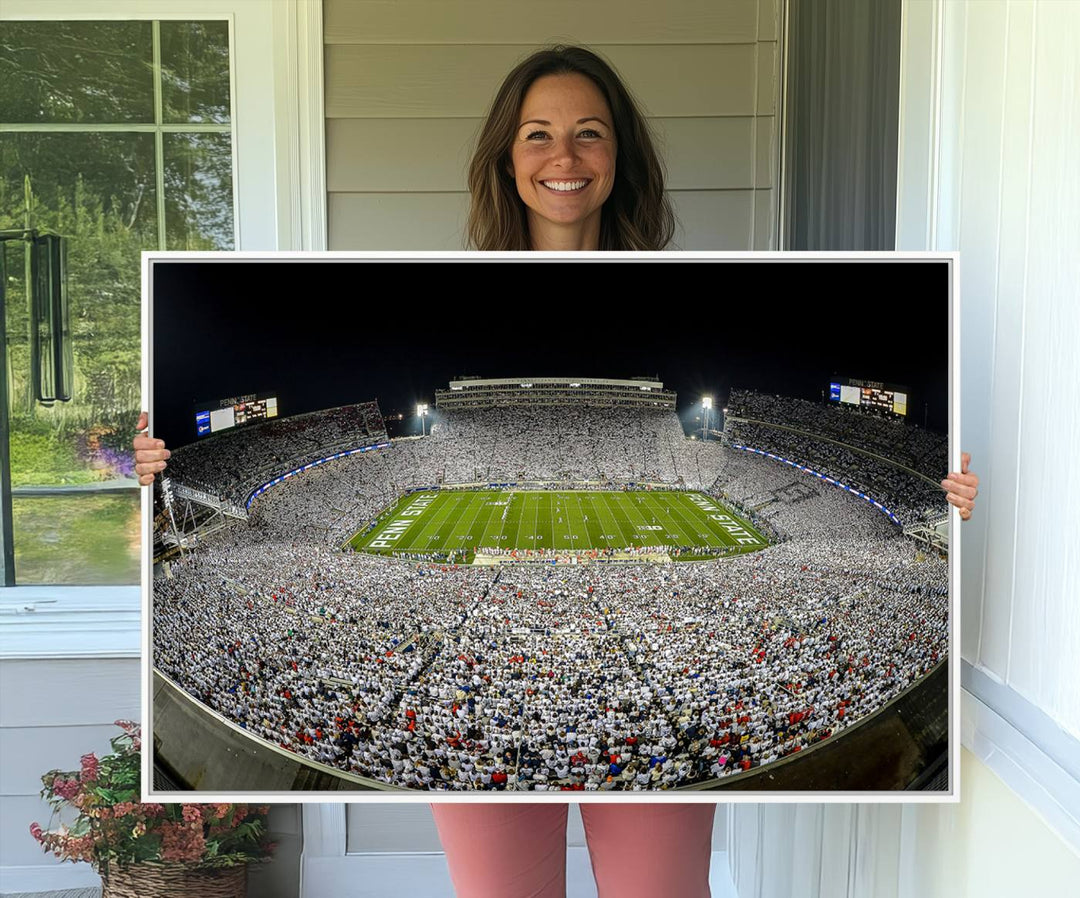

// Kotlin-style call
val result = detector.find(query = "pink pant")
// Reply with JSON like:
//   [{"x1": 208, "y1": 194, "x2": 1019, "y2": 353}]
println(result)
[{"x1": 431, "y1": 803, "x2": 715, "y2": 898}]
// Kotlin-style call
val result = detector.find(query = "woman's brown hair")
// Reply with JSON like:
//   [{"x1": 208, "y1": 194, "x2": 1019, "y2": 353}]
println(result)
[{"x1": 467, "y1": 46, "x2": 675, "y2": 251}]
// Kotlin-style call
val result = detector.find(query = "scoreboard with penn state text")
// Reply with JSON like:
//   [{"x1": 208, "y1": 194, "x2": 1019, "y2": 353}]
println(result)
[
  {"x1": 828, "y1": 377, "x2": 908, "y2": 417},
  {"x1": 194, "y1": 392, "x2": 278, "y2": 438}
]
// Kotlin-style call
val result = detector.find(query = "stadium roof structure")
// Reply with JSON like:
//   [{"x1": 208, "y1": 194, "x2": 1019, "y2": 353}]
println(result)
[{"x1": 436, "y1": 376, "x2": 677, "y2": 410}]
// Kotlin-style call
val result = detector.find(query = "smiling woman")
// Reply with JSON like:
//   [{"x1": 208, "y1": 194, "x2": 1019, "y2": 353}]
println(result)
[
  {"x1": 509, "y1": 73, "x2": 617, "y2": 250},
  {"x1": 467, "y1": 45, "x2": 674, "y2": 251}
]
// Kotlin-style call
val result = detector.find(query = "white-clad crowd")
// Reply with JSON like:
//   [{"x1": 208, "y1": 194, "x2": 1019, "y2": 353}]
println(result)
[
  {"x1": 154, "y1": 401, "x2": 950, "y2": 791},
  {"x1": 727, "y1": 419, "x2": 946, "y2": 526},
  {"x1": 429, "y1": 406, "x2": 686, "y2": 485},
  {"x1": 727, "y1": 389, "x2": 947, "y2": 474},
  {"x1": 165, "y1": 402, "x2": 387, "y2": 505}
]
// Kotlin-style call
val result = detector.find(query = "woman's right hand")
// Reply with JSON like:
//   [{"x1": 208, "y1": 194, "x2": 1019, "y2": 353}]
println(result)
[{"x1": 133, "y1": 411, "x2": 170, "y2": 486}]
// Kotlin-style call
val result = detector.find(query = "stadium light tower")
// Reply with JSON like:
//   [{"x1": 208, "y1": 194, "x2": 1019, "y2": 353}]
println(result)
[
  {"x1": 701, "y1": 396, "x2": 713, "y2": 441},
  {"x1": 417, "y1": 403, "x2": 429, "y2": 436}
]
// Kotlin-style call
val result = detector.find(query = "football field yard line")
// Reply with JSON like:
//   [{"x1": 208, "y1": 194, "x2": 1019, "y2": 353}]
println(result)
[
  {"x1": 583, "y1": 494, "x2": 617, "y2": 548},
  {"x1": 566, "y1": 493, "x2": 582, "y2": 550},
  {"x1": 561, "y1": 493, "x2": 580, "y2": 550},
  {"x1": 497, "y1": 492, "x2": 515, "y2": 546},
  {"x1": 620, "y1": 492, "x2": 667, "y2": 547},
  {"x1": 604, "y1": 492, "x2": 635, "y2": 548},
  {"x1": 605, "y1": 492, "x2": 643, "y2": 546},
  {"x1": 660, "y1": 493, "x2": 714, "y2": 546},
  {"x1": 663, "y1": 493, "x2": 704, "y2": 545},
  {"x1": 454, "y1": 492, "x2": 489, "y2": 550},
  {"x1": 447, "y1": 493, "x2": 474, "y2": 549},
  {"x1": 477, "y1": 493, "x2": 509, "y2": 547},
  {"x1": 566, "y1": 492, "x2": 587, "y2": 551},
  {"x1": 541, "y1": 492, "x2": 553, "y2": 550},
  {"x1": 511, "y1": 491, "x2": 528, "y2": 549},
  {"x1": 587, "y1": 493, "x2": 617, "y2": 546},
  {"x1": 551, "y1": 492, "x2": 570, "y2": 549},
  {"x1": 531, "y1": 492, "x2": 543, "y2": 550},
  {"x1": 639, "y1": 492, "x2": 683, "y2": 545},
  {"x1": 577, "y1": 493, "x2": 605, "y2": 547},
  {"x1": 668, "y1": 493, "x2": 719, "y2": 545},
  {"x1": 596, "y1": 494, "x2": 630, "y2": 544},
  {"x1": 503, "y1": 491, "x2": 522, "y2": 549}
]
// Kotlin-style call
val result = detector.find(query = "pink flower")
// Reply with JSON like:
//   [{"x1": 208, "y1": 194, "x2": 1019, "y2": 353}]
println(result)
[
  {"x1": 181, "y1": 805, "x2": 202, "y2": 824},
  {"x1": 160, "y1": 821, "x2": 206, "y2": 863},
  {"x1": 52, "y1": 777, "x2": 80, "y2": 801},
  {"x1": 80, "y1": 753, "x2": 99, "y2": 782},
  {"x1": 30, "y1": 822, "x2": 43, "y2": 842}
]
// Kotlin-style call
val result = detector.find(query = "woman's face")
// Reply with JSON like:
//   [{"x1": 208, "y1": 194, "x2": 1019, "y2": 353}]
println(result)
[{"x1": 509, "y1": 73, "x2": 617, "y2": 246}]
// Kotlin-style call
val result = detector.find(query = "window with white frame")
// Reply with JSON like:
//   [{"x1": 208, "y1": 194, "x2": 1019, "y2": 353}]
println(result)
[{"x1": 0, "y1": 18, "x2": 234, "y2": 585}]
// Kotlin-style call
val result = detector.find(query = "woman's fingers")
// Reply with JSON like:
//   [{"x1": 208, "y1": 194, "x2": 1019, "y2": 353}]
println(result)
[
  {"x1": 940, "y1": 474, "x2": 978, "y2": 500},
  {"x1": 133, "y1": 410, "x2": 169, "y2": 484},
  {"x1": 941, "y1": 460, "x2": 978, "y2": 520},
  {"x1": 941, "y1": 451, "x2": 978, "y2": 521}
]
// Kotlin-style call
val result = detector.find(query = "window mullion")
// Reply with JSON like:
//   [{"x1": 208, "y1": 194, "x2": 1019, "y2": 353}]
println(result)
[
  {"x1": 0, "y1": 249, "x2": 15, "y2": 586},
  {"x1": 0, "y1": 124, "x2": 231, "y2": 134},
  {"x1": 152, "y1": 19, "x2": 167, "y2": 252}
]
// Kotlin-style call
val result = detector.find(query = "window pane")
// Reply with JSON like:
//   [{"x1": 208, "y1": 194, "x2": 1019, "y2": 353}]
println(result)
[
  {"x1": 1, "y1": 19, "x2": 235, "y2": 586},
  {"x1": 164, "y1": 133, "x2": 235, "y2": 249},
  {"x1": 0, "y1": 22, "x2": 154, "y2": 124},
  {"x1": 12, "y1": 493, "x2": 140, "y2": 585},
  {"x1": 1, "y1": 132, "x2": 155, "y2": 470},
  {"x1": 160, "y1": 20, "x2": 232, "y2": 124},
  {"x1": 2, "y1": 132, "x2": 152, "y2": 584}
]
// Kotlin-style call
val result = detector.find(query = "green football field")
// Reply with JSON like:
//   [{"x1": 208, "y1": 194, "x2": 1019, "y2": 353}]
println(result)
[{"x1": 349, "y1": 489, "x2": 767, "y2": 561}]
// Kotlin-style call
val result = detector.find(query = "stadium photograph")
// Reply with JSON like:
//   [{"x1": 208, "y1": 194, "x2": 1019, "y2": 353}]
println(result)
[{"x1": 147, "y1": 256, "x2": 954, "y2": 796}]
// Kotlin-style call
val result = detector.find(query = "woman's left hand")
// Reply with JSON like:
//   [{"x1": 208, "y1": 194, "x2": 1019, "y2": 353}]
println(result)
[{"x1": 942, "y1": 451, "x2": 979, "y2": 521}]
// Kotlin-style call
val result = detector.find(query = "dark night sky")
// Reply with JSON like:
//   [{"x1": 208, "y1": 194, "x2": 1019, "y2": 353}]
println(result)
[{"x1": 151, "y1": 259, "x2": 950, "y2": 449}]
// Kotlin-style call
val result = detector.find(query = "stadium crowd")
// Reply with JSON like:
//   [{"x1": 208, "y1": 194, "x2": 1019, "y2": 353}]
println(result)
[
  {"x1": 727, "y1": 389, "x2": 947, "y2": 474},
  {"x1": 726, "y1": 420, "x2": 946, "y2": 525},
  {"x1": 154, "y1": 400, "x2": 950, "y2": 790},
  {"x1": 165, "y1": 402, "x2": 387, "y2": 506}
]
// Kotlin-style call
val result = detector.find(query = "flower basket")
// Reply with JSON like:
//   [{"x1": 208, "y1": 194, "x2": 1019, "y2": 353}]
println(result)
[
  {"x1": 31, "y1": 721, "x2": 273, "y2": 890},
  {"x1": 101, "y1": 862, "x2": 246, "y2": 898}
]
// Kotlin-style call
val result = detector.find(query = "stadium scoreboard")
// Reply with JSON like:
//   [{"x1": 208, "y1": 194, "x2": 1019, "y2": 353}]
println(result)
[
  {"x1": 194, "y1": 392, "x2": 278, "y2": 437},
  {"x1": 829, "y1": 377, "x2": 908, "y2": 417}
]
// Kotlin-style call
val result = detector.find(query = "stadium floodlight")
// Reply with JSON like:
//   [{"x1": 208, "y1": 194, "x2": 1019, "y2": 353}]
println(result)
[
  {"x1": 417, "y1": 403, "x2": 430, "y2": 436},
  {"x1": 701, "y1": 396, "x2": 713, "y2": 441}
]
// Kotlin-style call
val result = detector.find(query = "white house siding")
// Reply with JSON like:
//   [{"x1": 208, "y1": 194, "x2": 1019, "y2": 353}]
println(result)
[
  {"x1": 896, "y1": 0, "x2": 1080, "y2": 738},
  {"x1": 324, "y1": 0, "x2": 781, "y2": 250}
]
